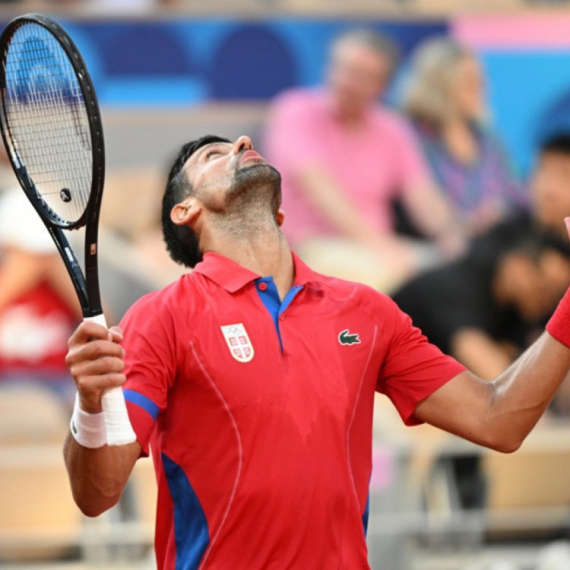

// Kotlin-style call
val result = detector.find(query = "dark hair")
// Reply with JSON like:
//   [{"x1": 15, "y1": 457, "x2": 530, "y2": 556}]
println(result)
[
  {"x1": 540, "y1": 133, "x2": 570, "y2": 156},
  {"x1": 469, "y1": 215, "x2": 570, "y2": 275},
  {"x1": 537, "y1": 230, "x2": 570, "y2": 261},
  {"x1": 161, "y1": 135, "x2": 230, "y2": 268}
]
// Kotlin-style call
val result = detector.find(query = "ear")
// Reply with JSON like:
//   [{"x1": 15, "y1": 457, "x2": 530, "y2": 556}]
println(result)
[
  {"x1": 276, "y1": 208, "x2": 285, "y2": 227},
  {"x1": 171, "y1": 197, "x2": 202, "y2": 227}
]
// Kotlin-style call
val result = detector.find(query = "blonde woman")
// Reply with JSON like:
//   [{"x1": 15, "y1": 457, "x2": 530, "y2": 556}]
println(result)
[{"x1": 402, "y1": 37, "x2": 526, "y2": 234}]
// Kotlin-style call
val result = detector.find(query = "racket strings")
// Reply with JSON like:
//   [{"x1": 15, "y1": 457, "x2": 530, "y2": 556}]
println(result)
[{"x1": 3, "y1": 22, "x2": 94, "y2": 225}]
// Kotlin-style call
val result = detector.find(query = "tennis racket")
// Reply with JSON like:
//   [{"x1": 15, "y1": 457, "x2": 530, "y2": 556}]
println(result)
[{"x1": 0, "y1": 14, "x2": 135, "y2": 446}]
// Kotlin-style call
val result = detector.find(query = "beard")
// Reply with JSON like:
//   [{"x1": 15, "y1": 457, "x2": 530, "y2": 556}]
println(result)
[{"x1": 203, "y1": 162, "x2": 282, "y2": 218}]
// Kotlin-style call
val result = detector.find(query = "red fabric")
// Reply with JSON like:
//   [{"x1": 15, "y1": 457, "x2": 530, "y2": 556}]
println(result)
[
  {"x1": 263, "y1": 88, "x2": 431, "y2": 245},
  {"x1": 546, "y1": 287, "x2": 570, "y2": 348},
  {"x1": 0, "y1": 280, "x2": 77, "y2": 376},
  {"x1": 121, "y1": 252, "x2": 464, "y2": 570},
  {"x1": 377, "y1": 302, "x2": 466, "y2": 425}
]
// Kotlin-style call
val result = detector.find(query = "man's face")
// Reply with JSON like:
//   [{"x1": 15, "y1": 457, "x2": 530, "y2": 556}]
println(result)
[
  {"x1": 183, "y1": 136, "x2": 281, "y2": 215},
  {"x1": 531, "y1": 151, "x2": 570, "y2": 235},
  {"x1": 506, "y1": 251, "x2": 570, "y2": 322},
  {"x1": 326, "y1": 40, "x2": 392, "y2": 114}
]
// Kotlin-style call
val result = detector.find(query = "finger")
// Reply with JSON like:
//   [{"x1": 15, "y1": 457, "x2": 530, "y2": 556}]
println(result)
[
  {"x1": 71, "y1": 356, "x2": 125, "y2": 378},
  {"x1": 68, "y1": 321, "x2": 109, "y2": 348},
  {"x1": 76, "y1": 373, "x2": 127, "y2": 393},
  {"x1": 66, "y1": 339, "x2": 125, "y2": 366},
  {"x1": 565, "y1": 217, "x2": 570, "y2": 238},
  {"x1": 108, "y1": 326, "x2": 124, "y2": 344}
]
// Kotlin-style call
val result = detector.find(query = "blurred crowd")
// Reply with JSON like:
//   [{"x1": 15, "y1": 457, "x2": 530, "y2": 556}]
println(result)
[
  {"x1": 264, "y1": 30, "x2": 570, "y2": 403},
  {"x1": 2, "y1": 25, "x2": 570, "y2": 569}
]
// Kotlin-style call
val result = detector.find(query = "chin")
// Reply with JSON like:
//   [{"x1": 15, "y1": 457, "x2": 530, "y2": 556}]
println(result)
[
  {"x1": 236, "y1": 162, "x2": 281, "y2": 184},
  {"x1": 226, "y1": 163, "x2": 282, "y2": 206}
]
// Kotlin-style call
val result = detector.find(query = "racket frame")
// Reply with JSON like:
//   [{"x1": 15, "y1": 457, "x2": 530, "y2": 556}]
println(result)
[{"x1": 0, "y1": 13, "x2": 106, "y2": 318}]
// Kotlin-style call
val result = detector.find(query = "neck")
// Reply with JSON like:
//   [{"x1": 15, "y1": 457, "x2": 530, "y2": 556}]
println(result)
[
  {"x1": 201, "y1": 213, "x2": 294, "y2": 299},
  {"x1": 442, "y1": 116, "x2": 477, "y2": 164},
  {"x1": 338, "y1": 108, "x2": 365, "y2": 128},
  {"x1": 331, "y1": 95, "x2": 368, "y2": 128}
]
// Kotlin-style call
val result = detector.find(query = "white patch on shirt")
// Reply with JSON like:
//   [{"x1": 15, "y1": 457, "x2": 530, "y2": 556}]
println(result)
[{"x1": 220, "y1": 323, "x2": 255, "y2": 363}]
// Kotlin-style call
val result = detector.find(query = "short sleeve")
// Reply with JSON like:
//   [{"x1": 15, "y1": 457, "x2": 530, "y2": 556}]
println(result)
[
  {"x1": 377, "y1": 298, "x2": 466, "y2": 426},
  {"x1": 120, "y1": 294, "x2": 177, "y2": 455},
  {"x1": 263, "y1": 90, "x2": 328, "y2": 174}
]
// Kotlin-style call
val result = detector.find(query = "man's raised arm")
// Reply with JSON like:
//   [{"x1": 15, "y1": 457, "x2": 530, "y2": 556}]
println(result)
[
  {"x1": 63, "y1": 321, "x2": 140, "y2": 517},
  {"x1": 414, "y1": 220, "x2": 570, "y2": 451},
  {"x1": 416, "y1": 321, "x2": 570, "y2": 453}
]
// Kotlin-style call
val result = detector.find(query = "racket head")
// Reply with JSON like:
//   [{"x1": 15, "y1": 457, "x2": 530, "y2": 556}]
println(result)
[{"x1": 0, "y1": 13, "x2": 105, "y2": 230}]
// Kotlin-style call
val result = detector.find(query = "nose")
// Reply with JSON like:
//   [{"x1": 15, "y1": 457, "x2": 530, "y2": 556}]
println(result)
[{"x1": 232, "y1": 135, "x2": 254, "y2": 155}]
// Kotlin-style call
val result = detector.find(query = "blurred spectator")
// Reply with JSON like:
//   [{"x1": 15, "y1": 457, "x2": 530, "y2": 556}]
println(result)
[
  {"x1": 391, "y1": 133, "x2": 570, "y2": 513},
  {"x1": 393, "y1": 226, "x2": 570, "y2": 511},
  {"x1": 391, "y1": 132, "x2": 570, "y2": 377},
  {"x1": 530, "y1": 134, "x2": 570, "y2": 240},
  {"x1": 402, "y1": 37, "x2": 526, "y2": 235},
  {"x1": 0, "y1": 152, "x2": 80, "y2": 403},
  {"x1": 264, "y1": 29, "x2": 463, "y2": 293},
  {"x1": 461, "y1": 134, "x2": 570, "y2": 267},
  {"x1": 393, "y1": 226, "x2": 570, "y2": 381}
]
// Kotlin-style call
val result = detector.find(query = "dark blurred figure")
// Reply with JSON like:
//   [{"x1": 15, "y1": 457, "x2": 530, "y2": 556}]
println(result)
[
  {"x1": 530, "y1": 135, "x2": 570, "y2": 241},
  {"x1": 402, "y1": 37, "x2": 526, "y2": 236},
  {"x1": 264, "y1": 29, "x2": 463, "y2": 293},
  {"x1": 394, "y1": 133, "x2": 570, "y2": 376},
  {"x1": 392, "y1": 134, "x2": 570, "y2": 510},
  {"x1": 394, "y1": 228, "x2": 570, "y2": 511},
  {"x1": 394, "y1": 227, "x2": 570, "y2": 380}
]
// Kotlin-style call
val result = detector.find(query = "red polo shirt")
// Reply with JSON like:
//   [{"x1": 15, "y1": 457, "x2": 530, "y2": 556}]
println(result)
[{"x1": 121, "y1": 252, "x2": 465, "y2": 570}]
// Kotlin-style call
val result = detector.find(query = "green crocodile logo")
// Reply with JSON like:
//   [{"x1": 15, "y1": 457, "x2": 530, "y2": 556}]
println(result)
[{"x1": 339, "y1": 329, "x2": 361, "y2": 345}]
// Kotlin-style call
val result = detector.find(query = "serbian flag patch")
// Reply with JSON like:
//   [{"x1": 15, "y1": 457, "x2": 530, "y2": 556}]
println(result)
[{"x1": 220, "y1": 323, "x2": 255, "y2": 363}]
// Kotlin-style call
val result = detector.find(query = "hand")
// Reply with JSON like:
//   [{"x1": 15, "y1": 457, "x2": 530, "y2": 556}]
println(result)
[
  {"x1": 66, "y1": 322, "x2": 126, "y2": 414},
  {"x1": 468, "y1": 199, "x2": 506, "y2": 235},
  {"x1": 437, "y1": 230, "x2": 467, "y2": 260}
]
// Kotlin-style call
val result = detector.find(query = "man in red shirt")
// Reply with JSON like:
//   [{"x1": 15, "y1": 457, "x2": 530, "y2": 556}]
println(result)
[{"x1": 65, "y1": 135, "x2": 570, "y2": 570}]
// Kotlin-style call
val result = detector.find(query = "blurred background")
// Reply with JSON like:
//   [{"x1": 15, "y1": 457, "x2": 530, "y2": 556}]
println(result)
[{"x1": 4, "y1": 0, "x2": 570, "y2": 569}]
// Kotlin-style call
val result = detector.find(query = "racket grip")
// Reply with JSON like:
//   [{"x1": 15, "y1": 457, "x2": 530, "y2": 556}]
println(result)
[{"x1": 83, "y1": 314, "x2": 137, "y2": 446}]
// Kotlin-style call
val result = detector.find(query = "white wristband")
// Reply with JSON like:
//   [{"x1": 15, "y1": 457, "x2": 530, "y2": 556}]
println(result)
[{"x1": 70, "y1": 393, "x2": 107, "y2": 449}]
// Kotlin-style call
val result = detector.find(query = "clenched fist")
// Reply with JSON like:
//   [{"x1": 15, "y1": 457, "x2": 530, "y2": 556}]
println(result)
[{"x1": 66, "y1": 321, "x2": 126, "y2": 414}]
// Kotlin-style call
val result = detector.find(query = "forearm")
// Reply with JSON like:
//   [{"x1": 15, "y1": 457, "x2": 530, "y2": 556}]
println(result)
[
  {"x1": 403, "y1": 181, "x2": 464, "y2": 250},
  {"x1": 416, "y1": 334, "x2": 570, "y2": 452},
  {"x1": 64, "y1": 433, "x2": 140, "y2": 516},
  {"x1": 297, "y1": 167, "x2": 383, "y2": 245},
  {"x1": 64, "y1": 321, "x2": 139, "y2": 516},
  {"x1": 416, "y1": 236, "x2": 570, "y2": 450},
  {"x1": 487, "y1": 333, "x2": 570, "y2": 449}
]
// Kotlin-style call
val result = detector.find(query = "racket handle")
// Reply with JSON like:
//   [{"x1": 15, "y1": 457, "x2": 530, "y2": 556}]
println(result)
[{"x1": 83, "y1": 314, "x2": 137, "y2": 446}]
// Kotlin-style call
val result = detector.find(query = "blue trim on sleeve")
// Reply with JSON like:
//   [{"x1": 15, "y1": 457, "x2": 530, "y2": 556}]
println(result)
[
  {"x1": 162, "y1": 453, "x2": 210, "y2": 570},
  {"x1": 362, "y1": 493, "x2": 370, "y2": 537},
  {"x1": 123, "y1": 389, "x2": 159, "y2": 421},
  {"x1": 254, "y1": 277, "x2": 303, "y2": 351}
]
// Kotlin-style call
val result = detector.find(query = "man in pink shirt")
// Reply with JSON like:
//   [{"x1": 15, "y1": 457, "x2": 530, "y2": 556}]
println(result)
[{"x1": 264, "y1": 29, "x2": 463, "y2": 291}]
